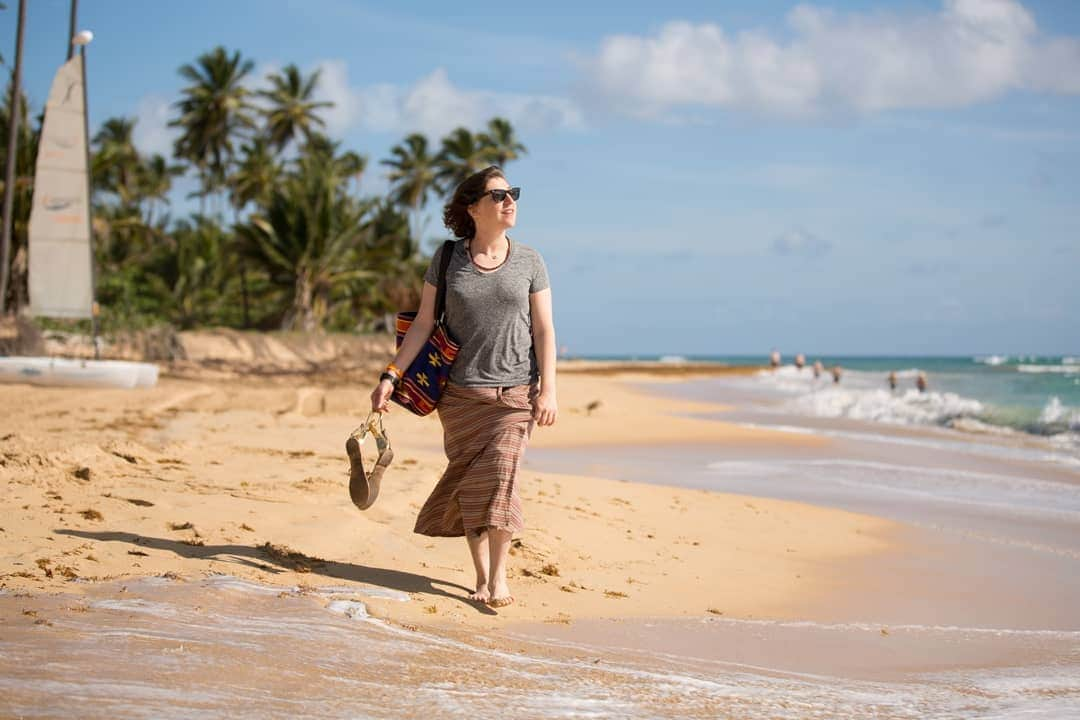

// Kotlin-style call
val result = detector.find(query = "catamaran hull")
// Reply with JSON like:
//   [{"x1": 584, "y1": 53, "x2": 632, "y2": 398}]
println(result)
[{"x1": 0, "y1": 357, "x2": 159, "y2": 389}]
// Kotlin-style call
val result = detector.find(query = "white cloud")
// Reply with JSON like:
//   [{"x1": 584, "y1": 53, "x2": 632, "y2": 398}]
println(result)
[
  {"x1": 313, "y1": 62, "x2": 583, "y2": 138},
  {"x1": 772, "y1": 228, "x2": 832, "y2": 257},
  {"x1": 583, "y1": 0, "x2": 1080, "y2": 118},
  {"x1": 132, "y1": 94, "x2": 175, "y2": 157},
  {"x1": 311, "y1": 60, "x2": 364, "y2": 137}
]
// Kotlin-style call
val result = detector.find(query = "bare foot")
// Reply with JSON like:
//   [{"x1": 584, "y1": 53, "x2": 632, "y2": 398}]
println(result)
[
  {"x1": 487, "y1": 579, "x2": 513, "y2": 608},
  {"x1": 468, "y1": 579, "x2": 490, "y2": 603}
]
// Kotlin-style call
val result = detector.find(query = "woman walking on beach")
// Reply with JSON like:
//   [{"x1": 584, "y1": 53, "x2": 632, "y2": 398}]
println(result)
[{"x1": 370, "y1": 166, "x2": 557, "y2": 608}]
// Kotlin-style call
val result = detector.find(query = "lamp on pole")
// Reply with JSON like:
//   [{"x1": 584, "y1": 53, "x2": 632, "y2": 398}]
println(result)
[
  {"x1": 0, "y1": 0, "x2": 28, "y2": 315},
  {"x1": 72, "y1": 29, "x2": 94, "y2": 48},
  {"x1": 72, "y1": 28, "x2": 100, "y2": 357}
]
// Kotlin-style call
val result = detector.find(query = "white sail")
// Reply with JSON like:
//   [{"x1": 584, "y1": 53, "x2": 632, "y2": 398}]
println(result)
[{"x1": 28, "y1": 54, "x2": 93, "y2": 319}]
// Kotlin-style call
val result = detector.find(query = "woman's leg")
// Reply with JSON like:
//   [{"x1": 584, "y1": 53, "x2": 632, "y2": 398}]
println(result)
[
  {"x1": 466, "y1": 530, "x2": 490, "y2": 602},
  {"x1": 487, "y1": 528, "x2": 514, "y2": 605}
]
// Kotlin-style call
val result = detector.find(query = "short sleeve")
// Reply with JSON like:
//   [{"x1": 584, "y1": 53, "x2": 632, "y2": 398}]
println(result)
[
  {"x1": 530, "y1": 250, "x2": 550, "y2": 293},
  {"x1": 423, "y1": 243, "x2": 446, "y2": 286}
]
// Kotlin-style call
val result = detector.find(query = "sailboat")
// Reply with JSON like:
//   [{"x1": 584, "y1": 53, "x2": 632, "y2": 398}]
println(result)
[{"x1": 0, "y1": 36, "x2": 157, "y2": 389}]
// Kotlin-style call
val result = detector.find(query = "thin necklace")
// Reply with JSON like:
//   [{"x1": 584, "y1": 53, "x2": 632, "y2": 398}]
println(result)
[{"x1": 467, "y1": 237, "x2": 510, "y2": 271}]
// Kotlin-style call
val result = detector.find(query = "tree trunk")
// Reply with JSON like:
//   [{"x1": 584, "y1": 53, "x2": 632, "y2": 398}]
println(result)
[
  {"x1": 240, "y1": 261, "x2": 251, "y2": 328},
  {"x1": 233, "y1": 205, "x2": 250, "y2": 328},
  {"x1": 291, "y1": 271, "x2": 315, "y2": 333}
]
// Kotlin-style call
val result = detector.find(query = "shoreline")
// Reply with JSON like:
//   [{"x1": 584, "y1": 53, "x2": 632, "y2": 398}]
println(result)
[{"x1": 556, "y1": 359, "x2": 763, "y2": 377}]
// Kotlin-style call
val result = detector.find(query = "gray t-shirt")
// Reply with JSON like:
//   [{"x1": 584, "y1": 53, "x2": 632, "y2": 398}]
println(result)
[{"x1": 424, "y1": 238, "x2": 550, "y2": 387}]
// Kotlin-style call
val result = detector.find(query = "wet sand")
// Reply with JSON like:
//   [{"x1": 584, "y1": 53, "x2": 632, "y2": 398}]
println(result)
[
  {"x1": 519, "y1": 374, "x2": 1080, "y2": 707},
  {"x1": 4, "y1": 572, "x2": 1077, "y2": 718}
]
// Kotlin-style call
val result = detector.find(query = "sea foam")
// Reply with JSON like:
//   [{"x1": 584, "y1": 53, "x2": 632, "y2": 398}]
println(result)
[
  {"x1": 1019, "y1": 364, "x2": 1080, "y2": 374},
  {"x1": 1039, "y1": 397, "x2": 1080, "y2": 427},
  {"x1": 975, "y1": 355, "x2": 1009, "y2": 366},
  {"x1": 751, "y1": 365, "x2": 1080, "y2": 456},
  {"x1": 790, "y1": 386, "x2": 984, "y2": 426}
]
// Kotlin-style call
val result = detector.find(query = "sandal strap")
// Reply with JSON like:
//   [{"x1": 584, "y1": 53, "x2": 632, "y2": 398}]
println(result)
[{"x1": 349, "y1": 413, "x2": 394, "y2": 479}]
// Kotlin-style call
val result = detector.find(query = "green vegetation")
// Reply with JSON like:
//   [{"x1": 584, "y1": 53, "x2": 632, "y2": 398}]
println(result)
[{"x1": 0, "y1": 46, "x2": 527, "y2": 333}]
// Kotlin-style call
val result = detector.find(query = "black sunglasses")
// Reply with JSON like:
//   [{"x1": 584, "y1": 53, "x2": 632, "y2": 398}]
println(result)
[{"x1": 484, "y1": 187, "x2": 520, "y2": 203}]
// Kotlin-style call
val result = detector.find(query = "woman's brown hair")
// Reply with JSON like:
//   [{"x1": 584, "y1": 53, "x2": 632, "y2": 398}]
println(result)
[{"x1": 442, "y1": 165, "x2": 506, "y2": 239}]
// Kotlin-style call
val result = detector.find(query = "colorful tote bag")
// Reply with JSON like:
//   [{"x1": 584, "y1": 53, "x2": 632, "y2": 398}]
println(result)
[{"x1": 391, "y1": 241, "x2": 460, "y2": 416}]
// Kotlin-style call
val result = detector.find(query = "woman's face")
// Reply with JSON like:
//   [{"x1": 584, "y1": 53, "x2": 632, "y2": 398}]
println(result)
[{"x1": 470, "y1": 176, "x2": 517, "y2": 233}]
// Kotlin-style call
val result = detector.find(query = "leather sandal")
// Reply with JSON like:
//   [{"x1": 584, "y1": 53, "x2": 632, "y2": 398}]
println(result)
[{"x1": 346, "y1": 412, "x2": 394, "y2": 511}]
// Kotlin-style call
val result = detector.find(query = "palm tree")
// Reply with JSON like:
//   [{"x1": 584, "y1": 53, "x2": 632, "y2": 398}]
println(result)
[
  {"x1": 145, "y1": 216, "x2": 235, "y2": 328},
  {"x1": 228, "y1": 136, "x2": 280, "y2": 211},
  {"x1": 257, "y1": 64, "x2": 333, "y2": 152},
  {"x1": 236, "y1": 143, "x2": 373, "y2": 331},
  {"x1": 169, "y1": 46, "x2": 256, "y2": 214},
  {"x1": 171, "y1": 47, "x2": 257, "y2": 324},
  {"x1": 364, "y1": 199, "x2": 426, "y2": 327},
  {"x1": 138, "y1": 153, "x2": 183, "y2": 226},
  {"x1": 92, "y1": 117, "x2": 140, "y2": 204},
  {"x1": 381, "y1": 133, "x2": 438, "y2": 242},
  {"x1": 88, "y1": 121, "x2": 181, "y2": 328},
  {"x1": 0, "y1": 3, "x2": 7, "y2": 68},
  {"x1": 434, "y1": 127, "x2": 489, "y2": 194},
  {"x1": 0, "y1": 79, "x2": 39, "y2": 312},
  {"x1": 91, "y1": 198, "x2": 171, "y2": 328},
  {"x1": 478, "y1": 117, "x2": 526, "y2": 167},
  {"x1": 296, "y1": 132, "x2": 366, "y2": 195},
  {"x1": 338, "y1": 149, "x2": 366, "y2": 192},
  {"x1": 382, "y1": 133, "x2": 437, "y2": 210}
]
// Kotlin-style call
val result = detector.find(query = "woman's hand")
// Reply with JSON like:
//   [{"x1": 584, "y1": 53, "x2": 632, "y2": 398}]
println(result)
[
  {"x1": 533, "y1": 388, "x2": 557, "y2": 427},
  {"x1": 371, "y1": 379, "x2": 395, "y2": 414}
]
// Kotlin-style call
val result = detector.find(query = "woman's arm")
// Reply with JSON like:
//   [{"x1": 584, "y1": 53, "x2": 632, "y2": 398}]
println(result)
[
  {"x1": 529, "y1": 287, "x2": 557, "y2": 427},
  {"x1": 370, "y1": 281, "x2": 438, "y2": 413}
]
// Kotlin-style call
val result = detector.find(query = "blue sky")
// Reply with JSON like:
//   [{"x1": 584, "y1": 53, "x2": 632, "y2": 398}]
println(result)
[{"x1": 8, "y1": 0, "x2": 1079, "y2": 356}]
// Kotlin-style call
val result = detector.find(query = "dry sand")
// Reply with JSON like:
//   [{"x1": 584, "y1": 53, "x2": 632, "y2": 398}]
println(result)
[{"x1": 0, "y1": 335, "x2": 898, "y2": 631}]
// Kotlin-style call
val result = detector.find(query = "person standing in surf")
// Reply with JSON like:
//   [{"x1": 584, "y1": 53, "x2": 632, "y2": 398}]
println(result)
[{"x1": 370, "y1": 166, "x2": 557, "y2": 609}]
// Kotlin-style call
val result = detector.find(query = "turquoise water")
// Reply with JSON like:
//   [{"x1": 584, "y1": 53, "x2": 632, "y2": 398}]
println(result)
[{"x1": 583, "y1": 355, "x2": 1080, "y2": 440}]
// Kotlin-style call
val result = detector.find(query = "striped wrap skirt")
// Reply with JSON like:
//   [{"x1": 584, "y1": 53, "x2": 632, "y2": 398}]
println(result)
[{"x1": 414, "y1": 382, "x2": 537, "y2": 537}]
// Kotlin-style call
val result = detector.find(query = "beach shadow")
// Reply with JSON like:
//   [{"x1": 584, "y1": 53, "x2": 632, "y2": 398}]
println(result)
[{"x1": 55, "y1": 529, "x2": 495, "y2": 616}]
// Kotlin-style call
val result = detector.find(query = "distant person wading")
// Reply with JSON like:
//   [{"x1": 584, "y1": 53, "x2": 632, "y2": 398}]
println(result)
[{"x1": 370, "y1": 166, "x2": 557, "y2": 609}]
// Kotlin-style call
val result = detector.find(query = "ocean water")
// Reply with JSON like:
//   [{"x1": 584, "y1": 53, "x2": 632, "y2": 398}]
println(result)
[
  {"x1": 519, "y1": 363, "x2": 1080, "y2": 717},
  {"x1": 589, "y1": 355, "x2": 1080, "y2": 456},
  {"x1": 4, "y1": 574, "x2": 1079, "y2": 719}
]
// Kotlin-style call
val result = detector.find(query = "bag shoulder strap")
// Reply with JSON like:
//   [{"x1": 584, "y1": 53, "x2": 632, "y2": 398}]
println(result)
[{"x1": 434, "y1": 239, "x2": 455, "y2": 323}]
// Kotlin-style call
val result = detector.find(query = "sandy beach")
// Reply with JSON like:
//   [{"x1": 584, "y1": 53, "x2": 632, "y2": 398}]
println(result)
[
  {"x1": 2, "y1": 333, "x2": 1078, "y2": 717},
  {"x1": 0, "y1": 344, "x2": 883, "y2": 627}
]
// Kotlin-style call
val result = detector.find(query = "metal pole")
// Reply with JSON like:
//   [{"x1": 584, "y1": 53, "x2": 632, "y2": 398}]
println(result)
[
  {"x1": 1, "y1": 0, "x2": 28, "y2": 316},
  {"x1": 67, "y1": 0, "x2": 78, "y2": 61},
  {"x1": 79, "y1": 45, "x2": 100, "y2": 358}
]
